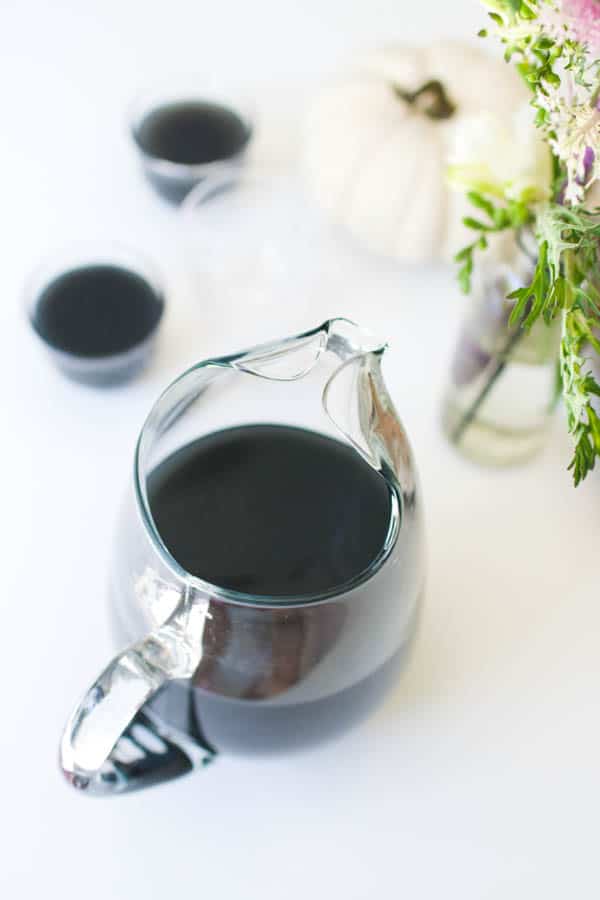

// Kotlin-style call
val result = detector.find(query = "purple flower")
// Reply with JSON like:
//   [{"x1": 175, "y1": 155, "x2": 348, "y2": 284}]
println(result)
[{"x1": 582, "y1": 146, "x2": 596, "y2": 180}]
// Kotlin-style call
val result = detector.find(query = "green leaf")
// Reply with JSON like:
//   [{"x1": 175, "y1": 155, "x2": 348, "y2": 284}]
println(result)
[
  {"x1": 455, "y1": 242, "x2": 478, "y2": 294},
  {"x1": 463, "y1": 217, "x2": 491, "y2": 232},
  {"x1": 583, "y1": 374, "x2": 600, "y2": 399},
  {"x1": 568, "y1": 429, "x2": 596, "y2": 486},
  {"x1": 562, "y1": 308, "x2": 600, "y2": 485},
  {"x1": 519, "y1": 1, "x2": 537, "y2": 18},
  {"x1": 458, "y1": 263, "x2": 472, "y2": 294},
  {"x1": 544, "y1": 70, "x2": 561, "y2": 88},
  {"x1": 508, "y1": 286, "x2": 531, "y2": 326},
  {"x1": 588, "y1": 406, "x2": 600, "y2": 452},
  {"x1": 493, "y1": 207, "x2": 511, "y2": 228},
  {"x1": 537, "y1": 37, "x2": 554, "y2": 50},
  {"x1": 466, "y1": 191, "x2": 496, "y2": 220},
  {"x1": 454, "y1": 246, "x2": 471, "y2": 262},
  {"x1": 574, "y1": 288, "x2": 600, "y2": 318}
]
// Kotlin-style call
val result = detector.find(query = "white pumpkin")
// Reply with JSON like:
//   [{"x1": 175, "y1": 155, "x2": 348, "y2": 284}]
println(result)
[{"x1": 304, "y1": 41, "x2": 528, "y2": 263}]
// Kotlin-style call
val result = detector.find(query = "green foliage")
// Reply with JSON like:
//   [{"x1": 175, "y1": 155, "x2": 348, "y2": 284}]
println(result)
[
  {"x1": 508, "y1": 206, "x2": 600, "y2": 326},
  {"x1": 454, "y1": 0, "x2": 600, "y2": 485},
  {"x1": 454, "y1": 191, "x2": 534, "y2": 293},
  {"x1": 561, "y1": 311, "x2": 600, "y2": 485},
  {"x1": 481, "y1": 0, "x2": 597, "y2": 122},
  {"x1": 455, "y1": 195, "x2": 600, "y2": 483},
  {"x1": 506, "y1": 206, "x2": 600, "y2": 483}
]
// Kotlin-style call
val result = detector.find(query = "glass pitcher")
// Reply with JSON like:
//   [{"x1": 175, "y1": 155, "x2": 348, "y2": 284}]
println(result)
[{"x1": 60, "y1": 319, "x2": 425, "y2": 796}]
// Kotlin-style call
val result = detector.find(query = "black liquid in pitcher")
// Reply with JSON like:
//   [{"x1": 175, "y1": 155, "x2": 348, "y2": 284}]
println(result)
[
  {"x1": 136, "y1": 101, "x2": 251, "y2": 166},
  {"x1": 141, "y1": 424, "x2": 407, "y2": 756},
  {"x1": 32, "y1": 264, "x2": 164, "y2": 357},
  {"x1": 148, "y1": 424, "x2": 392, "y2": 596}
]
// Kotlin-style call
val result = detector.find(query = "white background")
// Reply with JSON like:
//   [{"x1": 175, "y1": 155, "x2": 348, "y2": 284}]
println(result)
[{"x1": 1, "y1": 1, "x2": 599, "y2": 897}]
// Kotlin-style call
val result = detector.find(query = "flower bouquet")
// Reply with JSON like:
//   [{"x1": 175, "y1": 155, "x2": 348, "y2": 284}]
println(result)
[{"x1": 443, "y1": 0, "x2": 600, "y2": 483}]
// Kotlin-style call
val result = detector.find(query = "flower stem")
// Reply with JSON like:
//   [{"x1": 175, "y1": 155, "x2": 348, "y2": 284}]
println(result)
[
  {"x1": 563, "y1": 248, "x2": 576, "y2": 311},
  {"x1": 392, "y1": 80, "x2": 456, "y2": 120},
  {"x1": 451, "y1": 323, "x2": 526, "y2": 444}
]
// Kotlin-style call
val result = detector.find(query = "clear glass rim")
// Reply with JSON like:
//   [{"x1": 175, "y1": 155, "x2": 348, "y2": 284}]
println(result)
[
  {"x1": 128, "y1": 86, "x2": 255, "y2": 178},
  {"x1": 133, "y1": 329, "x2": 400, "y2": 609},
  {"x1": 180, "y1": 164, "x2": 289, "y2": 214},
  {"x1": 25, "y1": 241, "x2": 166, "y2": 360}
]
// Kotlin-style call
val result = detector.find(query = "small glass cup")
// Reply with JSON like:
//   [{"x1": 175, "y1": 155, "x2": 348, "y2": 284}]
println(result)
[
  {"x1": 26, "y1": 244, "x2": 165, "y2": 386},
  {"x1": 129, "y1": 85, "x2": 254, "y2": 204},
  {"x1": 180, "y1": 168, "x2": 365, "y2": 347}
]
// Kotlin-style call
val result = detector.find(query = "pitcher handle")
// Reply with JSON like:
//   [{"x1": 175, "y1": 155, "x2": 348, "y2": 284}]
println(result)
[{"x1": 60, "y1": 595, "x2": 214, "y2": 796}]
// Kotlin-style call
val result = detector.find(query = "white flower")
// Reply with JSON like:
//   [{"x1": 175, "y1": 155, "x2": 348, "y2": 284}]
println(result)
[
  {"x1": 481, "y1": 0, "x2": 545, "y2": 42},
  {"x1": 537, "y1": 65, "x2": 600, "y2": 205},
  {"x1": 447, "y1": 105, "x2": 552, "y2": 203}
]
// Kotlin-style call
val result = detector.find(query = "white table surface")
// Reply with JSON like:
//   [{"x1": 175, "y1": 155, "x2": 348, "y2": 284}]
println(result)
[{"x1": 2, "y1": 1, "x2": 599, "y2": 897}]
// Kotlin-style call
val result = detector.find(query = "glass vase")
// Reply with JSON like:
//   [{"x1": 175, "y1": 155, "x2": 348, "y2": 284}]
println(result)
[{"x1": 441, "y1": 241, "x2": 560, "y2": 466}]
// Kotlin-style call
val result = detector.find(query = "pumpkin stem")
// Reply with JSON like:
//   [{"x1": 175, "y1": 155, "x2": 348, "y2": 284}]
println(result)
[{"x1": 393, "y1": 79, "x2": 456, "y2": 120}]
